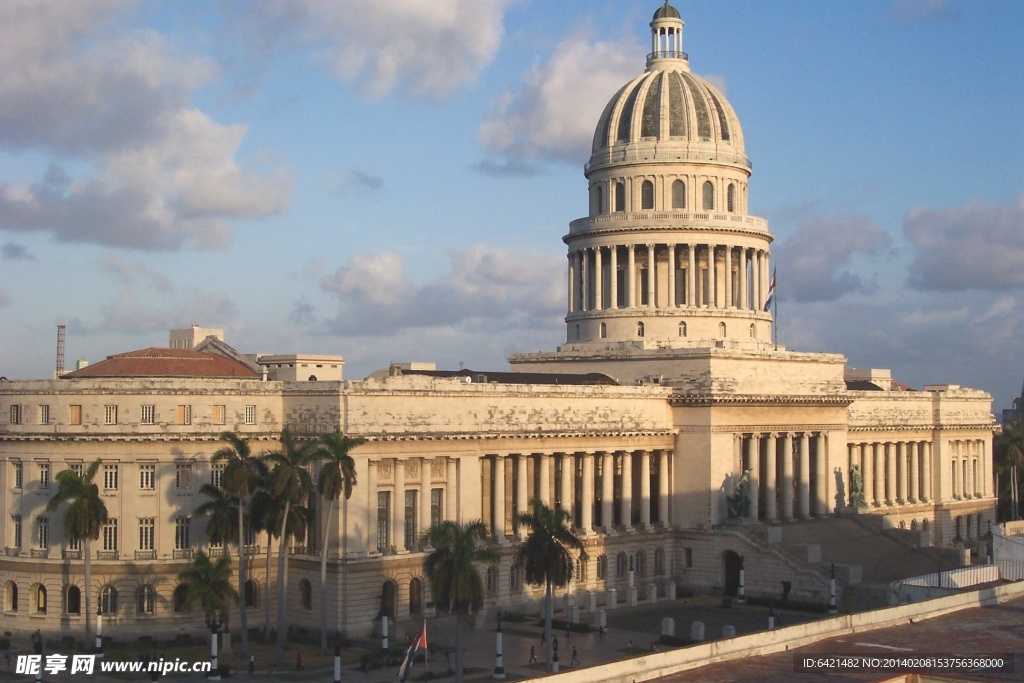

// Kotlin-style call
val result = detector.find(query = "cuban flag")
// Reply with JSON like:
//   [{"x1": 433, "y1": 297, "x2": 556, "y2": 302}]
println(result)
[
  {"x1": 398, "y1": 622, "x2": 427, "y2": 683},
  {"x1": 763, "y1": 268, "x2": 776, "y2": 312}
]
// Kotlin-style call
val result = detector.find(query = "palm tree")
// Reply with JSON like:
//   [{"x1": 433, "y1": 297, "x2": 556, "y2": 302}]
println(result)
[
  {"x1": 514, "y1": 498, "x2": 587, "y2": 672},
  {"x1": 177, "y1": 550, "x2": 239, "y2": 620},
  {"x1": 314, "y1": 430, "x2": 364, "y2": 655},
  {"x1": 248, "y1": 487, "x2": 279, "y2": 641},
  {"x1": 995, "y1": 421, "x2": 1024, "y2": 520},
  {"x1": 46, "y1": 459, "x2": 108, "y2": 647},
  {"x1": 262, "y1": 428, "x2": 320, "y2": 663},
  {"x1": 194, "y1": 483, "x2": 239, "y2": 554},
  {"x1": 211, "y1": 432, "x2": 267, "y2": 657},
  {"x1": 421, "y1": 520, "x2": 498, "y2": 683}
]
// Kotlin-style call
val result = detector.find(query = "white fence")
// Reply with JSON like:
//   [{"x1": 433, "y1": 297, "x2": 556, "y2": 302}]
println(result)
[{"x1": 901, "y1": 559, "x2": 1024, "y2": 589}]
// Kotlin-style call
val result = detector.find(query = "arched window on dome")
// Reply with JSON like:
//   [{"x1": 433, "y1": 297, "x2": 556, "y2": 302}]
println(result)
[
  {"x1": 599, "y1": 323, "x2": 607, "y2": 339},
  {"x1": 719, "y1": 322, "x2": 727, "y2": 337},
  {"x1": 591, "y1": 185, "x2": 603, "y2": 216},
  {"x1": 614, "y1": 182, "x2": 626, "y2": 212},
  {"x1": 749, "y1": 323, "x2": 756, "y2": 338},
  {"x1": 679, "y1": 322, "x2": 687, "y2": 337},
  {"x1": 702, "y1": 181, "x2": 714, "y2": 210},
  {"x1": 671, "y1": 180, "x2": 686, "y2": 209},
  {"x1": 575, "y1": 324, "x2": 580, "y2": 340},
  {"x1": 641, "y1": 180, "x2": 655, "y2": 210},
  {"x1": 637, "y1": 322, "x2": 645, "y2": 338},
  {"x1": 727, "y1": 183, "x2": 736, "y2": 212}
]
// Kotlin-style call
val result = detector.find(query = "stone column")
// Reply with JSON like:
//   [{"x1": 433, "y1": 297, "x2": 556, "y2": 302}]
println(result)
[
  {"x1": 738, "y1": 249, "x2": 748, "y2": 310},
  {"x1": 687, "y1": 245, "x2": 696, "y2": 307},
  {"x1": 781, "y1": 433, "x2": 794, "y2": 519},
  {"x1": 538, "y1": 454, "x2": 551, "y2": 508},
  {"x1": 393, "y1": 459, "x2": 405, "y2": 552},
  {"x1": 764, "y1": 434, "x2": 778, "y2": 522},
  {"x1": 581, "y1": 453, "x2": 594, "y2": 535},
  {"x1": 446, "y1": 458, "x2": 458, "y2": 522},
  {"x1": 627, "y1": 245, "x2": 636, "y2": 308},
  {"x1": 621, "y1": 451, "x2": 634, "y2": 530},
  {"x1": 367, "y1": 460, "x2": 378, "y2": 552},
  {"x1": 707, "y1": 245, "x2": 717, "y2": 308},
  {"x1": 885, "y1": 443, "x2": 896, "y2": 506},
  {"x1": 567, "y1": 253, "x2": 575, "y2": 313},
  {"x1": 896, "y1": 443, "x2": 906, "y2": 503},
  {"x1": 560, "y1": 453, "x2": 574, "y2": 515},
  {"x1": 658, "y1": 450, "x2": 670, "y2": 526},
  {"x1": 860, "y1": 444, "x2": 872, "y2": 507},
  {"x1": 639, "y1": 451, "x2": 651, "y2": 529},
  {"x1": 724, "y1": 245, "x2": 733, "y2": 308},
  {"x1": 814, "y1": 433, "x2": 827, "y2": 516},
  {"x1": 493, "y1": 455, "x2": 506, "y2": 542},
  {"x1": 609, "y1": 246, "x2": 619, "y2": 309},
  {"x1": 967, "y1": 446, "x2": 975, "y2": 498},
  {"x1": 580, "y1": 249, "x2": 590, "y2": 312},
  {"x1": 908, "y1": 442, "x2": 919, "y2": 503},
  {"x1": 667, "y1": 245, "x2": 676, "y2": 308},
  {"x1": 798, "y1": 433, "x2": 810, "y2": 518},
  {"x1": 646, "y1": 245, "x2": 656, "y2": 308},
  {"x1": 602, "y1": 452, "x2": 615, "y2": 534},
  {"x1": 979, "y1": 440, "x2": 987, "y2": 497},
  {"x1": 752, "y1": 251, "x2": 761, "y2": 312},
  {"x1": 922, "y1": 442, "x2": 932, "y2": 502},
  {"x1": 595, "y1": 247, "x2": 605, "y2": 310},
  {"x1": 746, "y1": 436, "x2": 760, "y2": 520},
  {"x1": 420, "y1": 457, "x2": 431, "y2": 542}
]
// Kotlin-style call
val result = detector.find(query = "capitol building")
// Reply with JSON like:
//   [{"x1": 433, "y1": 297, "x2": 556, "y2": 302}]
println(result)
[{"x1": 0, "y1": 3, "x2": 995, "y2": 641}]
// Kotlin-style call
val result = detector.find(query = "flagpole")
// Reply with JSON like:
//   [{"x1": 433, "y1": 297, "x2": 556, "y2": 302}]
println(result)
[
  {"x1": 773, "y1": 271, "x2": 778, "y2": 351},
  {"x1": 423, "y1": 620, "x2": 428, "y2": 683}
]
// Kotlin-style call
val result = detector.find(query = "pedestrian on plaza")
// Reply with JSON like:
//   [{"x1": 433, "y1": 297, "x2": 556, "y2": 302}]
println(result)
[
  {"x1": 529, "y1": 645, "x2": 538, "y2": 664},
  {"x1": 571, "y1": 646, "x2": 579, "y2": 666},
  {"x1": 248, "y1": 655, "x2": 255, "y2": 674},
  {"x1": 4, "y1": 648, "x2": 11, "y2": 669},
  {"x1": 295, "y1": 651, "x2": 303, "y2": 671},
  {"x1": 627, "y1": 639, "x2": 633, "y2": 649}
]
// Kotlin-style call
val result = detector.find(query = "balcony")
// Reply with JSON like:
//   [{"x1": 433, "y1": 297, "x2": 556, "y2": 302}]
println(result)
[
  {"x1": 172, "y1": 548, "x2": 193, "y2": 560},
  {"x1": 62, "y1": 549, "x2": 81, "y2": 560},
  {"x1": 207, "y1": 547, "x2": 226, "y2": 558},
  {"x1": 244, "y1": 545, "x2": 261, "y2": 556},
  {"x1": 4, "y1": 547, "x2": 21, "y2": 557},
  {"x1": 96, "y1": 551, "x2": 118, "y2": 560},
  {"x1": 134, "y1": 550, "x2": 156, "y2": 560},
  {"x1": 31, "y1": 548, "x2": 49, "y2": 559}
]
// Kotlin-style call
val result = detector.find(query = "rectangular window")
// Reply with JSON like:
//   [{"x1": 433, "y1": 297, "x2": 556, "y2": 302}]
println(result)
[
  {"x1": 404, "y1": 490, "x2": 417, "y2": 551},
  {"x1": 70, "y1": 463, "x2": 84, "y2": 478},
  {"x1": 69, "y1": 405, "x2": 82, "y2": 425},
  {"x1": 139, "y1": 464, "x2": 155, "y2": 490},
  {"x1": 685, "y1": 547, "x2": 693, "y2": 569},
  {"x1": 104, "y1": 404, "x2": 118, "y2": 425},
  {"x1": 211, "y1": 464, "x2": 224, "y2": 489},
  {"x1": 376, "y1": 492, "x2": 390, "y2": 553},
  {"x1": 14, "y1": 462, "x2": 23, "y2": 489},
  {"x1": 37, "y1": 517, "x2": 48, "y2": 549},
  {"x1": 9, "y1": 404, "x2": 22, "y2": 424},
  {"x1": 141, "y1": 405, "x2": 156, "y2": 424},
  {"x1": 68, "y1": 536, "x2": 80, "y2": 552},
  {"x1": 174, "y1": 517, "x2": 190, "y2": 550},
  {"x1": 212, "y1": 405, "x2": 226, "y2": 426},
  {"x1": 139, "y1": 518, "x2": 155, "y2": 551},
  {"x1": 244, "y1": 405, "x2": 256, "y2": 425},
  {"x1": 430, "y1": 488, "x2": 443, "y2": 528},
  {"x1": 176, "y1": 404, "x2": 191, "y2": 425},
  {"x1": 175, "y1": 464, "x2": 192, "y2": 490},
  {"x1": 12, "y1": 515, "x2": 22, "y2": 549},
  {"x1": 103, "y1": 464, "x2": 118, "y2": 490},
  {"x1": 244, "y1": 522, "x2": 256, "y2": 547},
  {"x1": 38, "y1": 405, "x2": 50, "y2": 425},
  {"x1": 102, "y1": 519, "x2": 118, "y2": 551},
  {"x1": 39, "y1": 463, "x2": 50, "y2": 489}
]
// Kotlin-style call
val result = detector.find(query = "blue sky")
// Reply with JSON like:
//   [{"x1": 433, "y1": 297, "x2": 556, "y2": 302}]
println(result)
[{"x1": 1, "y1": 0, "x2": 1023, "y2": 410}]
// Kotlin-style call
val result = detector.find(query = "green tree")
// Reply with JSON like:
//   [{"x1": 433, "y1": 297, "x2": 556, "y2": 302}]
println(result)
[
  {"x1": 995, "y1": 421, "x2": 1024, "y2": 521},
  {"x1": 314, "y1": 430, "x2": 364, "y2": 655},
  {"x1": 211, "y1": 432, "x2": 268, "y2": 657},
  {"x1": 194, "y1": 483, "x2": 239, "y2": 548},
  {"x1": 421, "y1": 520, "x2": 498, "y2": 683},
  {"x1": 514, "y1": 498, "x2": 587, "y2": 672},
  {"x1": 262, "y1": 428, "x2": 320, "y2": 663},
  {"x1": 177, "y1": 550, "x2": 239, "y2": 621},
  {"x1": 46, "y1": 459, "x2": 108, "y2": 647}
]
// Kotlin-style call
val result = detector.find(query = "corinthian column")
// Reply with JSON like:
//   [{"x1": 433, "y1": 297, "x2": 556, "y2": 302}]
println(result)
[
  {"x1": 609, "y1": 246, "x2": 619, "y2": 309},
  {"x1": 581, "y1": 453, "x2": 594, "y2": 535}
]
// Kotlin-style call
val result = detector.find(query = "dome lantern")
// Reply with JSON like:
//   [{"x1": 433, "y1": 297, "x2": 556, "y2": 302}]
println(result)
[{"x1": 648, "y1": 1, "x2": 687, "y2": 70}]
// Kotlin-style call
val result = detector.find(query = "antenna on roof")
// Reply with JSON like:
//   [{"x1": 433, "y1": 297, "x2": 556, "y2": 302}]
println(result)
[{"x1": 56, "y1": 324, "x2": 66, "y2": 378}]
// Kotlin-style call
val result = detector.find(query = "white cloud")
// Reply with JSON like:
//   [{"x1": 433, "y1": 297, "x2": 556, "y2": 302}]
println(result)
[
  {"x1": 478, "y1": 32, "x2": 641, "y2": 164},
  {"x1": 0, "y1": 0, "x2": 291, "y2": 250},
  {"x1": 887, "y1": 0, "x2": 959, "y2": 25},
  {"x1": 228, "y1": 0, "x2": 511, "y2": 99},
  {"x1": 905, "y1": 192, "x2": 1024, "y2": 291}
]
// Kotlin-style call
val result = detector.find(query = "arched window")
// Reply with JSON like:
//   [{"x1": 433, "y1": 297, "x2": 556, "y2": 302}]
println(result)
[
  {"x1": 978, "y1": 513, "x2": 986, "y2": 536},
  {"x1": 671, "y1": 180, "x2": 686, "y2": 209},
  {"x1": 35, "y1": 585, "x2": 46, "y2": 613},
  {"x1": 591, "y1": 185, "x2": 603, "y2": 216},
  {"x1": 637, "y1": 322, "x2": 645, "y2": 338},
  {"x1": 654, "y1": 548, "x2": 665, "y2": 575},
  {"x1": 172, "y1": 585, "x2": 189, "y2": 613},
  {"x1": 911, "y1": 519, "x2": 918, "y2": 531},
  {"x1": 965, "y1": 516, "x2": 972, "y2": 540},
  {"x1": 641, "y1": 180, "x2": 654, "y2": 209},
  {"x1": 922, "y1": 519, "x2": 930, "y2": 531},
  {"x1": 486, "y1": 566, "x2": 498, "y2": 594},
  {"x1": 636, "y1": 550, "x2": 647, "y2": 577},
  {"x1": 727, "y1": 183, "x2": 735, "y2": 212},
  {"x1": 575, "y1": 557, "x2": 587, "y2": 582},
  {"x1": 614, "y1": 182, "x2": 626, "y2": 212},
  {"x1": 679, "y1": 322, "x2": 687, "y2": 337},
  {"x1": 510, "y1": 567, "x2": 520, "y2": 591},
  {"x1": 954, "y1": 516, "x2": 963, "y2": 541},
  {"x1": 702, "y1": 181, "x2": 714, "y2": 210},
  {"x1": 5, "y1": 581, "x2": 17, "y2": 611},
  {"x1": 596, "y1": 555, "x2": 607, "y2": 580},
  {"x1": 300, "y1": 579, "x2": 312, "y2": 610},
  {"x1": 719, "y1": 322, "x2": 727, "y2": 337},
  {"x1": 749, "y1": 323, "x2": 756, "y2": 338},
  {"x1": 136, "y1": 585, "x2": 155, "y2": 615},
  {"x1": 244, "y1": 579, "x2": 259, "y2": 608},
  {"x1": 65, "y1": 585, "x2": 81, "y2": 615},
  {"x1": 599, "y1": 323, "x2": 607, "y2": 339},
  {"x1": 575, "y1": 324, "x2": 580, "y2": 340},
  {"x1": 410, "y1": 578, "x2": 423, "y2": 615},
  {"x1": 616, "y1": 552, "x2": 627, "y2": 578},
  {"x1": 100, "y1": 585, "x2": 117, "y2": 615}
]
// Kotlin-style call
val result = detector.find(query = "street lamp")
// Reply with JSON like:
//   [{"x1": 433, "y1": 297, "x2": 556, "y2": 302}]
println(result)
[
  {"x1": 95, "y1": 608, "x2": 104, "y2": 659},
  {"x1": 206, "y1": 610, "x2": 223, "y2": 681}
]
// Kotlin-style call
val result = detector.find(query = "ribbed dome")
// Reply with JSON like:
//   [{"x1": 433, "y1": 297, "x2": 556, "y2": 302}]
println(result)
[
  {"x1": 590, "y1": 67, "x2": 746, "y2": 158},
  {"x1": 653, "y1": 2, "x2": 681, "y2": 20}
]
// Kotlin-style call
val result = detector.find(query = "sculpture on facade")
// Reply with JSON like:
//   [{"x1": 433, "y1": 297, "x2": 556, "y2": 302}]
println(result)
[
  {"x1": 727, "y1": 469, "x2": 752, "y2": 519},
  {"x1": 849, "y1": 464, "x2": 866, "y2": 508}
]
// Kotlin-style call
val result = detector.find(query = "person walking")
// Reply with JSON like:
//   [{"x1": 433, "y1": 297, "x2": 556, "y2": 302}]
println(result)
[
  {"x1": 295, "y1": 651, "x2": 303, "y2": 671},
  {"x1": 528, "y1": 645, "x2": 538, "y2": 664},
  {"x1": 571, "y1": 646, "x2": 579, "y2": 666}
]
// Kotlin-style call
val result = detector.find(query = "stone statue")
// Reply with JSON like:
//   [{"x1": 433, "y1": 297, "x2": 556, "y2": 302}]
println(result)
[
  {"x1": 726, "y1": 469, "x2": 752, "y2": 519},
  {"x1": 849, "y1": 464, "x2": 866, "y2": 508}
]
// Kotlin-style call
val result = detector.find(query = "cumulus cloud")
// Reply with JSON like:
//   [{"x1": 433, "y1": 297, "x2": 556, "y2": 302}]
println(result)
[
  {"x1": 904, "y1": 192, "x2": 1024, "y2": 291},
  {"x1": 771, "y1": 208, "x2": 893, "y2": 302},
  {"x1": 478, "y1": 32, "x2": 641, "y2": 164},
  {"x1": 97, "y1": 289, "x2": 239, "y2": 335},
  {"x1": 0, "y1": 1, "x2": 291, "y2": 250},
  {"x1": 319, "y1": 245, "x2": 563, "y2": 336},
  {"x1": 325, "y1": 168, "x2": 384, "y2": 198},
  {"x1": 2, "y1": 242, "x2": 33, "y2": 260},
  {"x1": 887, "y1": 0, "x2": 959, "y2": 25},
  {"x1": 99, "y1": 254, "x2": 174, "y2": 291},
  {"x1": 227, "y1": 0, "x2": 510, "y2": 99}
]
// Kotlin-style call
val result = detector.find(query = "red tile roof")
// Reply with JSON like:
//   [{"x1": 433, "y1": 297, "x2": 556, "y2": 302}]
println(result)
[{"x1": 62, "y1": 348, "x2": 261, "y2": 379}]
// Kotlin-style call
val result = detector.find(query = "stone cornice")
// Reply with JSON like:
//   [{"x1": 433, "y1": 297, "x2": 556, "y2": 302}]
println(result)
[
  {"x1": 669, "y1": 393, "x2": 854, "y2": 408},
  {"x1": 358, "y1": 429, "x2": 676, "y2": 443}
]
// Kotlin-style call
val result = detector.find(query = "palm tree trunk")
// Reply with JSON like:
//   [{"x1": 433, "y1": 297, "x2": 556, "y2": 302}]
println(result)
[
  {"x1": 264, "y1": 535, "x2": 272, "y2": 640},
  {"x1": 454, "y1": 613, "x2": 463, "y2": 683},
  {"x1": 319, "y1": 496, "x2": 335, "y2": 656},
  {"x1": 275, "y1": 498, "x2": 291, "y2": 664},
  {"x1": 84, "y1": 537, "x2": 93, "y2": 648},
  {"x1": 544, "y1": 579, "x2": 553, "y2": 671},
  {"x1": 237, "y1": 500, "x2": 250, "y2": 657}
]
